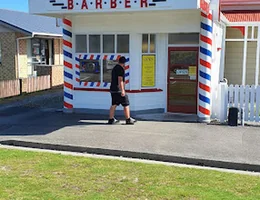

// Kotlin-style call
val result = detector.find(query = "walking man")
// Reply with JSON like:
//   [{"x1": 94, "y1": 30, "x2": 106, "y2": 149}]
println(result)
[{"x1": 108, "y1": 56, "x2": 136, "y2": 125}]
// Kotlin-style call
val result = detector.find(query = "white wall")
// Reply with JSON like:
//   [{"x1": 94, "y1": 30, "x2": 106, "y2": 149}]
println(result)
[
  {"x1": 71, "y1": 10, "x2": 201, "y2": 113},
  {"x1": 72, "y1": 10, "x2": 200, "y2": 34},
  {"x1": 74, "y1": 91, "x2": 164, "y2": 112},
  {"x1": 211, "y1": 22, "x2": 224, "y2": 119}
]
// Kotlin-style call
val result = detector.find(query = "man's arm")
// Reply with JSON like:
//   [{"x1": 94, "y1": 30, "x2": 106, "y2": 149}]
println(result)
[{"x1": 118, "y1": 76, "x2": 125, "y2": 96}]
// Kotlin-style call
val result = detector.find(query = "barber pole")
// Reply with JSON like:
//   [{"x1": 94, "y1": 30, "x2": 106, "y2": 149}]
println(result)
[
  {"x1": 63, "y1": 18, "x2": 74, "y2": 111},
  {"x1": 198, "y1": 11, "x2": 213, "y2": 122}
]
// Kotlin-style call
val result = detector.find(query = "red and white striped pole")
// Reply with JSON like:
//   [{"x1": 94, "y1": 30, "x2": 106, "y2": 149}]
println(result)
[
  {"x1": 62, "y1": 18, "x2": 74, "y2": 112},
  {"x1": 198, "y1": 11, "x2": 213, "y2": 122}
]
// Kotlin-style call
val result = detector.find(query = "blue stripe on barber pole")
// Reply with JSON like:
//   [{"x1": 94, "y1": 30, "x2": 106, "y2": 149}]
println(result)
[
  {"x1": 200, "y1": 47, "x2": 212, "y2": 57},
  {"x1": 64, "y1": 91, "x2": 73, "y2": 100},
  {"x1": 63, "y1": 29, "x2": 72, "y2": 37},
  {"x1": 110, "y1": 55, "x2": 115, "y2": 60},
  {"x1": 199, "y1": 70, "x2": 211, "y2": 81},
  {"x1": 201, "y1": 22, "x2": 213, "y2": 33},
  {"x1": 64, "y1": 50, "x2": 72, "y2": 59},
  {"x1": 199, "y1": 94, "x2": 211, "y2": 104}
]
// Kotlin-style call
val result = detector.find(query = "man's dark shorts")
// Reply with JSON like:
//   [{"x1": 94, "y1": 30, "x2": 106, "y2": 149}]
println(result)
[{"x1": 111, "y1": 93, "x2": 130, "y2": 107}]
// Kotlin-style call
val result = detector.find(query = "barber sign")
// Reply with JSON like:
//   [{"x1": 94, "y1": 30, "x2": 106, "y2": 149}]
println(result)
[{"x1": 48, "y1": 0, "x2": 171, "y2": 11}]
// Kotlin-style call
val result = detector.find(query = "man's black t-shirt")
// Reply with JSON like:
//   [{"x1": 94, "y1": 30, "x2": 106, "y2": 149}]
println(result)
[{"x1": 110, "y1": 64, "x2": 125, "y2": 93}]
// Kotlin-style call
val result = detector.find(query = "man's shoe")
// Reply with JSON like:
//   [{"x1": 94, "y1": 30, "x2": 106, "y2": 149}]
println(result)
[
  {"x1": 126, "y1": 118, "x2": 135, "y2": 125},
  {"x1": 130, "y1": 117, "x2": 137, "y2": 123},
  {"x1": 108, "y1": 118, "x2": 120, "y2": 124}
]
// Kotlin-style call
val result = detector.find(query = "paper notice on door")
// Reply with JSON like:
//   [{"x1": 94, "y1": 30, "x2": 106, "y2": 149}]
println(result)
[{"x1": 189, "y1": 66, "x2": 197, "y2": 80}]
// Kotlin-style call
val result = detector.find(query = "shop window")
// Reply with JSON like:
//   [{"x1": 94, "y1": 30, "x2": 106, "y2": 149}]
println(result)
[
  {"x1": 89, "y1": 35, "x2": 101, "y2": 53},
  {"x1": 117, "y1": 34, "x2": 129, "y2": 53},
  {"x1": 79, "y1": 59, "x2": 101, "y2": 82},
  {"x1": 226, "y1": 27, "x2": 244, "y2": 39},
  {"x1": 76, "y1": 35, "x2": 87, "y2": 53},
  {"x1": 142, "y1": 34, "x2": 156, "y2": 87},
  {"x1": 103, "y1": 35, "x2": 115, "y2": 53},
  {"x1": 168, "y1": 33, "x2": 199, "y2": 44},
  {"x1": 31, "y1": 38, "x2": 54, "y2": 65},
  {"x1": 75, "y1": 34, "x2": 129, "y2": 54},
  {"x1": 142, "y1": 34, "x2": 148, "y2": 53},
  {"x1": 103, "y1": 60, "x2": 118, "y2": 83},
  {"x1": 76, "y1": 34, "x2": 129, "y2": 84},
  {"x1": 142, "y1": 34, "x2": 156, "y2": 53}
]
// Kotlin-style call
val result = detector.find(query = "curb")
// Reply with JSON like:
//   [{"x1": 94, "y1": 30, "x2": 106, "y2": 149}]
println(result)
[{"x1": 1, "y1": 140, "x2": 259, "y2": 173}]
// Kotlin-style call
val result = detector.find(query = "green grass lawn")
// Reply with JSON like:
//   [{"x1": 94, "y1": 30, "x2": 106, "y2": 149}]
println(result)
[{"x1": 0, "y1": 149, "x2": 259, "y2": 200}]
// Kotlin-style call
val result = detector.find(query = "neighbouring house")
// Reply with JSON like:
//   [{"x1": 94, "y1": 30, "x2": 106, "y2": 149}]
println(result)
[
  {"x1": 0, "y1": 9, "x2": 64, "y2": 87},
  {"x1": 221, "y1": 0, "x2": 260, "y2": 86}
]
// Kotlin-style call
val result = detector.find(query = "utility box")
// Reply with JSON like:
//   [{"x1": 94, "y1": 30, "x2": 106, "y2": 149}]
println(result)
[{"x1": 228, "y1": 107, "x2": 239, "y2": 126}]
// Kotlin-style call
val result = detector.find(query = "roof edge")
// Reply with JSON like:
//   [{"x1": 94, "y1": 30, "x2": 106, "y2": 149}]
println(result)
[{"x1": 0, "y1": 19, "x2": 32, "y2": 35}]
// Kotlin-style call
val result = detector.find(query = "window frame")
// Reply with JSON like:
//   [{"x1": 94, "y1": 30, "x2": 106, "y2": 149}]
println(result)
[
  {"x1": 74, "y1": 33, "x2": 130, "y2": 88},
  {"x1": 141, "y1": 34, "x2": 157, "y2": 88}
]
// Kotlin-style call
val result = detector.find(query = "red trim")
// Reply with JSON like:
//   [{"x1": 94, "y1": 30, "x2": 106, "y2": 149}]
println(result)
[
  {"x1": 64, "y1": 101, "x2": 73, "y2": 109},
  {"x1": 199, "y1": 82, "x2": 211, "y2": 92},
  {"x1": 199, "y1": 106, "x2": 210, "y2": 115},
  {"x1": 73, "y1": 88, "x2": 163, "y2": 93},
  {"x1": 201, "y1": 12, "x2": 213, "y2": 20},
  {"x1": 63, "y1": 19, "x2": 72, "y2": 27},
  {"x1": 64, "y1": 61, "x2": 73, "y2": 69},
  {"x1": 231, "y1": 26, "x2": 245, "y2": 36},
  {"x1": 200, "y1": 59, "x2": 211, "y2": 69},
  {"x1": 63, "y1": 40, "x2": 72, "y2": 48},
  {"x1": 116, "y1": 55, "x2": 121, "y2": 61},
  {"x1": 90, "y1": 55, "x2": 94, "y2": 60},
  {"x1": 64, "y1": 81, "x2": 73, "y2": 90},
  {"x1": 103, "y1": 55, "x2": 108, "y2": 60},
  {"x1": 200, "y1": 35, "x2": 212, "y2": 45},
  {"x1": 75, "y1": 64, "x2": 80, "y2": 69}
]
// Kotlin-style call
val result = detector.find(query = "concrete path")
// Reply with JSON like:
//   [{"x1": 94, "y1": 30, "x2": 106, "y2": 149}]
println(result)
[{"x1": 0, "y1": 90, "x2": 260, "y2": 172}]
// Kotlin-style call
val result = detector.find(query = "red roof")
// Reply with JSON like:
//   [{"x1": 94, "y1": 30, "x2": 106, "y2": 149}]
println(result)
[
  {"x1": 221, "y1": 0, "x2": 260, "y2": 11},
  {"x1": 221, "y1": 0, "x2": 260, "y2": 6},
  {"x1": 223, "y1": 11, "x2": 260, "y2": 22}
]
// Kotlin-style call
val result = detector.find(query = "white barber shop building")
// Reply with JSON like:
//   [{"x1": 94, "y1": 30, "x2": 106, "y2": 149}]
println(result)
[{"x1": 29, "y1": 0, "x2": 238, "y2": 122}]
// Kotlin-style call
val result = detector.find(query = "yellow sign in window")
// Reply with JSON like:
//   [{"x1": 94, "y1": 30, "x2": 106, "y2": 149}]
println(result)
[
  {"x1": 142, "y1": 55, "x2": 156, "y2": 87},
  {"x1": 189, "y1": 66, "x2": 197, "y2": 80}
]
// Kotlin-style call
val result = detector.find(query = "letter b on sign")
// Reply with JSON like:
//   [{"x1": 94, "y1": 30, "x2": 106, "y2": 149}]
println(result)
[
  {"x1": 68, "y1": 0, "x2": 74, "y2": 10},
  {"x1": 111, "y1": 0, "x2": 117, "y2": 8}
]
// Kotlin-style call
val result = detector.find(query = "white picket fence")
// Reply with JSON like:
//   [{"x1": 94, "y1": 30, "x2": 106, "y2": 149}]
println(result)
[{"x1": 228, "y1": 85, "x2": 260, "y2": 122}]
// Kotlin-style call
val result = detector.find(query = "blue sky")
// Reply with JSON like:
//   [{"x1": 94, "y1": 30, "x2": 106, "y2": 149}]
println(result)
[{"x1": 0, "y1": 0, "x2": 28, "y2": 12}]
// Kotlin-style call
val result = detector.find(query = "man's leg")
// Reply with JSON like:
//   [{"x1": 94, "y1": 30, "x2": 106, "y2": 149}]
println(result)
[
  {"x1": 123, "y1": 106, "x2": 130, "y2": 119},
  {"x1": 122, "y1": 95, "x2": 135, "y2": 125},
  {"x1": 109, "y1": 105, "x2": 117, "y2": 119}
]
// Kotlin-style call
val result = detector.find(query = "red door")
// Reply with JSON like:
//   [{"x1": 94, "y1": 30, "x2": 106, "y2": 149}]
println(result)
[{"x1": 167, "y1": 47, "x2": 199, "y2": 114}]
